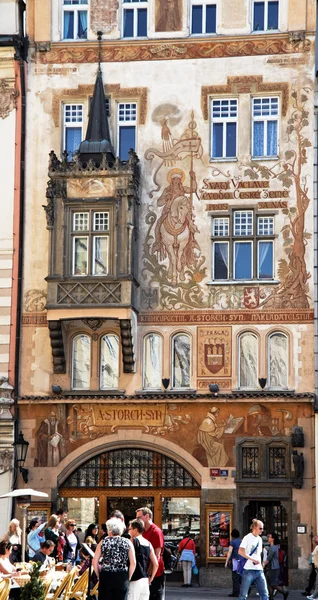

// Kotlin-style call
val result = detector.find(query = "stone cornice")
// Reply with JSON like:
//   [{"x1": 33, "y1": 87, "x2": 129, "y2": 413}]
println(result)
[{"x1": 34, "y1": 32, "x2": 312, "y2": 65}]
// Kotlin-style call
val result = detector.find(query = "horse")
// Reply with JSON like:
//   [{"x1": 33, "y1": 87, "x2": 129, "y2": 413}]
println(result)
[{"x1": 159, "y1": 195, "x2": 192, "y2": 285}]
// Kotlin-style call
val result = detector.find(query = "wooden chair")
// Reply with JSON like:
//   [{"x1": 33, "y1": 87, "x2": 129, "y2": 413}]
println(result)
[
  {"x1": 42, "y1": 575, "x2": 54, "y2": 598},
  {"x1": 0, "y1": 578, "x2": 11, "y2": 600},
  {"x1": 45, "y1": 567, "x2": 77, "y2": 600},
  {"x1": 91, "y1": 581, "x2": 98, "y2": 598},
  {"x1": 65, "y1": 569, "x2": 89, "y2": 600}
]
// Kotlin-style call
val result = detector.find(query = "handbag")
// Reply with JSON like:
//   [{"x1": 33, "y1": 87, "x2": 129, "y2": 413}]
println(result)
[
  {"x1": 192, "y1": 564, "x2": 199, "y2": 575},
  {"x1": 237, "y1": 541, "x2": 259, "y2": 576}
]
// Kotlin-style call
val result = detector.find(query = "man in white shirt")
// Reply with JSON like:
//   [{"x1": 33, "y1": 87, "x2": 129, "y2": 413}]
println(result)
[{"x1": 238, "y1": 519, "x2": 269, "y2": 600}]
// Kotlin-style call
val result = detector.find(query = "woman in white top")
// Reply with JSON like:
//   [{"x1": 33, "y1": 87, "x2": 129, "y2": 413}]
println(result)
[
  {"x1": 0, "y1": 541, "x2": 28, "y2": 576},
  {"x1": 2, "y1": 520, "x2": 22, "y2": 563}
]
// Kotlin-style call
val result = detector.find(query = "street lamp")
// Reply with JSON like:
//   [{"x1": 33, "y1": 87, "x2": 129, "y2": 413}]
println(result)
[{"x1": 13, "y1": 432, "x2": 29, "y2": 483}]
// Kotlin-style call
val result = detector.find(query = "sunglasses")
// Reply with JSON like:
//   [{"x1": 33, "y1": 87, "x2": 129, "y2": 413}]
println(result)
[{"x1": 70, "y1": 524, "x2": 76, "y2": 527}]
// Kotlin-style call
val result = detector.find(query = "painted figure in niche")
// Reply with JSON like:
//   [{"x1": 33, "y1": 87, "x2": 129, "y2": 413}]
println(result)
[
  {"x1": 155, "y1": 0, "x2": 182, "y2": 32},
  {"x1": 151, "y1": 168, "x2": 200, "y2": 285},
  {"x1": 197, "y1": 407, "x2": 229, "y2": 467},
  {"x1": 35, "y1": 411, "x2": 66, "y2": 467}
]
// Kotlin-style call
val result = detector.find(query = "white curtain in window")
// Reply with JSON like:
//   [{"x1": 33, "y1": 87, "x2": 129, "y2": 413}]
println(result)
[
  {"x1": 239, "y1": 333, "x2": 258, "y2": 388},
  {"x1": 267, "y1": 121, "x2": 277, "y2": 156},
  {"x1": 269, "y1": 333, "x2": 288, "y2": 388},
  {"x1": 143, "y1": 334, "x2": 162, "y2": 389},
  {"x1": 173, "y1": 334, "x2": 190, "y2": 388},
  {"x1": 253, "y1": 121, "x2": 264, "y2": 156},
  {"x1": 72, "y1": 335, "x2": 91, "y2": 389},
  {"x1": 100, "y1": 335, "x2": 119, "y2": 389}
]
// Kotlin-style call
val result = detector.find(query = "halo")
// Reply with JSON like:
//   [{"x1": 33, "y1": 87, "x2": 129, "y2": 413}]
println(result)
[{"x1": 167, "y1": 168, "x2": 185, "y2": 183}]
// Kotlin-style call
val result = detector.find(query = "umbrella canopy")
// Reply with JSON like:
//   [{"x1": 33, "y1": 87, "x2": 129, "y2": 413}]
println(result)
[{"x1": 0, "y1": 488, "x2": 48, "y2": 498}]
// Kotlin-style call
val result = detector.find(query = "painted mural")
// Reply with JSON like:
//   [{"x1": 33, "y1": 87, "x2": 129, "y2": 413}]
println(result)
[
  {"x1": 25, "y1": 402, "x2": 310, "y2": 468},
  {"x1": 142, "y1": 88, "x2": 312, "y2": 311}
]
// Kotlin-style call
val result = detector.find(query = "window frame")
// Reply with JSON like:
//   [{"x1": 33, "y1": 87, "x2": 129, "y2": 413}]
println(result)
[
  {"x1": 238, "y1": 331, "x2": 259, "y2": 390},
  {"x1": 100, "y1": 333, "x2": 120, "y2": 390},
  {"x1": 171, "y1": 332, "x2": 191, "y2": 390},
  {"x1": 252, "y1": 96, "x2": 279, "y2": 159},
  {"x1": 66, "y1": 205, "x2": 113, "y2": 278},
  {"x1": 63, "y1": 103, "x2": 84, "y2": 160},
  {"x1": 142, "y1": 332, "x2": 163, "y2": 391},
  {"x1": 122, "y1": 0, "x2": 148, "y2": 39},
  {"x1": 210, "y1": 98, "x2": 238, "y2": 161},
  {"x1": 211, "y1": 210, "x2": 275, "y2": 282},
  {"x1": 252, "y1": 0, "x2": 279, "y2": 32},
  {"x1": 71, "y1": 333, "x2": 91, "y2": 391},
  {"x1": 190, "y1": 0, "x2": 217, "y2": 35},
  {"x1": 117, "y1": 101, "x2": 137, "y2": 161},
  {"x1": 268, "y1": 331, "x2": 288, "y2": 390},
  {"x1": 62, "y1": 0, "x2": 89, "y2": 41}
]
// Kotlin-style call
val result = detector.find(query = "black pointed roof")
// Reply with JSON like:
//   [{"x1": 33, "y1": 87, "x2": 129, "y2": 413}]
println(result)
[{"x1": 79, "y1": 66, "x2": 115, "y2": 165}]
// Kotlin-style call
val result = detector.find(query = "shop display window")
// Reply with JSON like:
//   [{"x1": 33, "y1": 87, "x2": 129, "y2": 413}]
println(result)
[
  {"x1": 206, "y1": 504, "x2": 233, "y2": 562},
  {"x1": 162, "y1": 497, "x2": 200, "y2": 544}
]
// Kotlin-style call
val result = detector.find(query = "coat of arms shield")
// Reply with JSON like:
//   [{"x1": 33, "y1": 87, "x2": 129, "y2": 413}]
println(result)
[{"x1": 204, "y1": 343, "x2": 225, "y2": 374}]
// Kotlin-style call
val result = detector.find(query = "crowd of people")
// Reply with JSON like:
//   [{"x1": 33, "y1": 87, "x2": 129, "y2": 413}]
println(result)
[
  {"x1": 0, "y1": 506, "x2": 165, "y2": 600},
  {"x1": 224, "y1": 519, "x2": 288, "y2": 600}
]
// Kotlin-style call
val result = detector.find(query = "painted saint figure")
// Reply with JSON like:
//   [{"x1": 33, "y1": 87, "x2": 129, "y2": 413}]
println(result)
[
  {"x1": 35, "y1": 411, "x2": 66, "y2": 467},
  {"x1": 197, "y1": 407, "x2": 229, "y2": 467},
  {"x1": 152, "y1": 168, "x2": 200, "y2": 285}
]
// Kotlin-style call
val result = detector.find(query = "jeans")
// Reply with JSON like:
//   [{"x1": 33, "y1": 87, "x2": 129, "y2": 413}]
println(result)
[
  {"x1": 238, "y1": 569, "x2": 269, "y2": 600},
  {"x1": 149, "y1": 574, "x2": 164, "y2": 600}
]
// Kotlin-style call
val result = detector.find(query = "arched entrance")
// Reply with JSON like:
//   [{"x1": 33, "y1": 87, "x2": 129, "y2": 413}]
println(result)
[{"x1": 58, "y1": 447, "x2": 201, "y2": 544}]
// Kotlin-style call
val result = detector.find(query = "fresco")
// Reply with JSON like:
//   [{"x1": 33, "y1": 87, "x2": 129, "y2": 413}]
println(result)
[
  {"x1": 142, "y1": 88, "x2": 312, "y2": 311},
  {"x1": 24, "y1": 402, "x2": 309, "y2": 468}
]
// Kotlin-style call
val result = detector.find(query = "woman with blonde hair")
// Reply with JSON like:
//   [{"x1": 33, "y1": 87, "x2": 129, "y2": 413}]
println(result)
[
  {"x1": 44, "y1": 515, "x2": 59, "y2": 560},
  {"x1": 2, "y1": 519, "x2": 22, "y2": 563}
]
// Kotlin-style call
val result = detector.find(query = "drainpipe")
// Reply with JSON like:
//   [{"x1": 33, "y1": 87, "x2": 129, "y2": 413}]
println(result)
[{"x1": 314, "y1": 85, "x2": 318, "y2": 530}]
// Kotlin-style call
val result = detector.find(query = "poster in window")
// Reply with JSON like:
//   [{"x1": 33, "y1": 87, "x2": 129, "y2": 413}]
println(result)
[{"x1": 206, "y1": 504, "x2": 233, "y2": 562}]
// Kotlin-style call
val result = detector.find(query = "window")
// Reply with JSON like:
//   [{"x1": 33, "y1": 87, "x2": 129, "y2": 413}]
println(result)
[
  {"x1": 268, "y1": 332, "x2": 288, "y2": 389},
  {"x1": 63, "y1": 0, "x2": 88, "y2": 40},
  {"x1": 63, "y1": 104, "x2": 83, "y2": 160},
  {"x1": 239, "y1": 332, "x2": 258, "y2": 389},
  {"x1": 269, "y1": 447, "x2": 286, "y2": 477},
  {"x1": 143, "y1": 334, "x2": 162, "y2": 389},
  {"x1": 72, "y1": 210, "x2": 109, "y2": 276},
  {"x1": 253, "y1": 1, "x2": 279, "y2": 31},
  {"x1": 72, "y1": 334, "x2": 91, "y2": 389},
  {"x1": 100, "y1": 334, "x2": 119, "y2": 389},
  {"x1": 252, "y1": 97, "x2": 279, "y2": 158},
  {"x1": 123, "y1": 0, "x2": 147, "y2": 38},
  {"x1": 211, "y1": 99, "x2": 237, "y2": 159},
  {"x1": 242, "y1": 447, "x2": 259, "y2": 478},
  {"x1": 191, "y1": 1, "x2": 216, "y2": 34},
  {"x1": 172, "y1": 334, "x2": 191, "y2": 389},
  {"x1": 118, "y1": 103, "x2": 137, "y2": 160},
  {"x1": 211, "y1": 211, "x2": 274, "y2": 281}
]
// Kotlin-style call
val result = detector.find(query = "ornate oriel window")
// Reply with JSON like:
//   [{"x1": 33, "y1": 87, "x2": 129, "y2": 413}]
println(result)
[
  {"x1": 72, "y1": 334, "x2": 91, "y2": 390},
  {"x1": 100, "y1": 334, "x2": 119, "y2": 389},
  {"x1": 62, "y1": 448, "x2": 200, "y2": 488},
  {"x1": 268, "y1": 332, "x2": 288, "y2": 389},
  {"x1": 238, "y1": 332, "x2": 258, "y2": 389},
  {"x1": 143, "y1": 333, "x2": 162, "y2": 390},
  {"x1": 172, "y1": 334, "x2": 191, "y2": 389},
  {"x1": 71, "y1": 210, "x2": 110, "y2": 276}
]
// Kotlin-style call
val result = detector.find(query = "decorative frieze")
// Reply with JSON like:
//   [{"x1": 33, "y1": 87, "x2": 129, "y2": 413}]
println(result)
[{"x1": 0, "y1": 79, "x2": 19, "y2": 119}]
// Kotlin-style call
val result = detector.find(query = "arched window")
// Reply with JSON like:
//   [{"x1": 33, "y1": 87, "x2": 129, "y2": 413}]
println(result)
[
  {"x1": 143, "y1": 333, "x2": 162, "y2": 390},
  {"x1": 269, "y1": 332, "x2": 288, "y2": 389},
  {"x1": 72, "y1": 334, "x2": 91, "y2": 390},
  {"x1": 239, "y1": 332, "x2": 258, "y2": 389},
  {"x1": 100, "y1": 334, "x2": 119, "y2": 389},
  {"x1": 172, "y1": 334, "x2": 191, "y2": 389}
]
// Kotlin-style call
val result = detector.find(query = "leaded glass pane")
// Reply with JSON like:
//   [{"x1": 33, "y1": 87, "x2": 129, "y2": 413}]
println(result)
[
  {"x1": 239, "y1": 333, "x2": 258, "y2": 389},
  {"x1": 143, "y1": 334, "x2": 162, "y2": 389},
  {"x1": 269, "y1": 447, "x2": 286, "y2": 477},
  {"x1": 242, "y1": 447, "x2": 259, "y2": 478},
  {"x1": 269, "y1": 333, "x2": 288, "y2": 388},
  {"x1": 100, "y1": 335, "x2": 119, "y2": 389},
  {"x1": 72, "y1": 335, "x2": 91, "y2": 389},
  {"x1": 172, "y1": 334, "x2": 190, "y2": 389}
]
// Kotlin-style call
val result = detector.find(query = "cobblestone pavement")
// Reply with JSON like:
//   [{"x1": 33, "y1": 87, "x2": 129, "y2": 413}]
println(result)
[{"x1": 166, "y1": 585, "x2": 303, "y2": 600}]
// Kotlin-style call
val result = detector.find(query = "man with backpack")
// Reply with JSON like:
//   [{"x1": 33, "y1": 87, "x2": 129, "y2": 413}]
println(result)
[
  {"x1": 237, "y1": 519, "x2": 269, "y2": 600},
  {"x1": 127, "y1": 518, "x2": 158, "y2": 600},
  {"x1": 136, "y1": 507, "x2": 165, "y2": 600}
]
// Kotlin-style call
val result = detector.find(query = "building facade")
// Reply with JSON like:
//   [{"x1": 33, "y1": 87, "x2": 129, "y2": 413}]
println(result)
[
  {"x1": 20, "y1": 0, "x2": 315, "y2": 585},
  {"x1": 0, "y1": 0, "x2": 26, "y2": 524}
]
